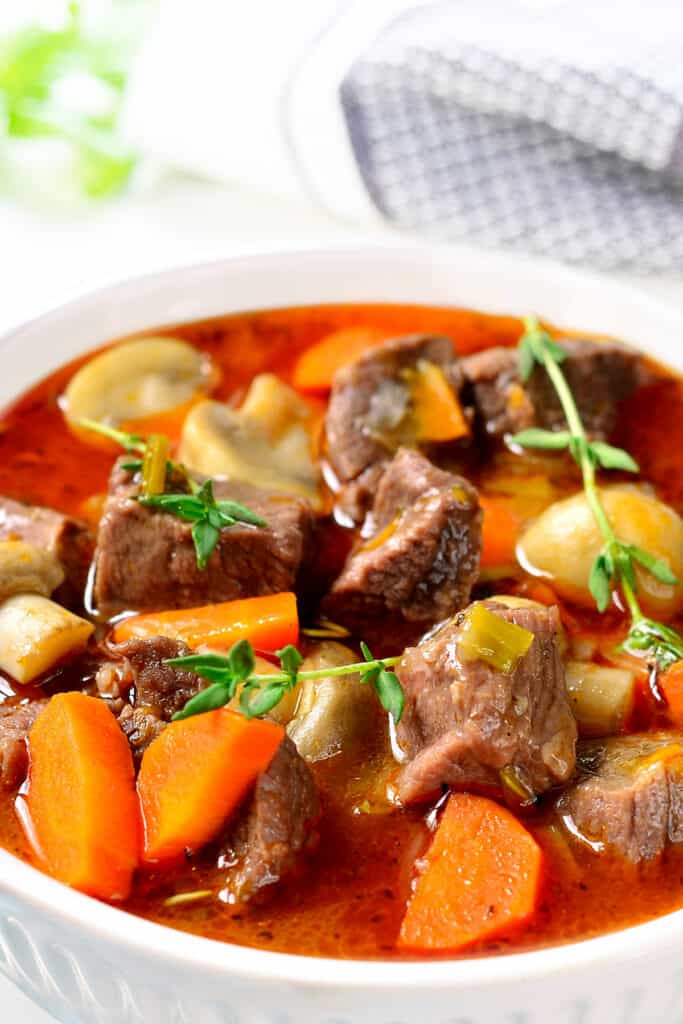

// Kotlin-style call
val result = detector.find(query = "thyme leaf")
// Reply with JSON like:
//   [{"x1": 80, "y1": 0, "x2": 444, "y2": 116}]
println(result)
[
  {"x1": 169, "y1": 639, "x2": 404, "y2": 723},
  {"x1": 78, "y1": 418, "x2": 266, "y2": 570},
  {"x1": 513, "y1": 315, "x2": 683, "y2": 674}
]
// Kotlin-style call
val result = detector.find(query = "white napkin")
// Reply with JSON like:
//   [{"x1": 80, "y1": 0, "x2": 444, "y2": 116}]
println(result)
[{"x1": 124, "y1": 0, "x2": 683, "y2": 270}]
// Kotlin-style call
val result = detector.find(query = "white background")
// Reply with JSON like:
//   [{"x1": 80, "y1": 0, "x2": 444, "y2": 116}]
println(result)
[{"x1": 0, "y1": 175, "x2": 681, "y2": 1023}]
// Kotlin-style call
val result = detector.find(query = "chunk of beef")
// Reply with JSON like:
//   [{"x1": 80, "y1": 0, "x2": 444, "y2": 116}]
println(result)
[
  {"x1": 463, "y1": 338, "x2": 646, "y2": 441},
  {"x1": 323, "y1": 449, "x2": 481, "y2": 630},
  {"x1": 396, "y1": 601, "x2": 577, "y2": 803},
  {"x1": 218, "y1": 736, "x2": 319, "y2": 902},
  {"x1": 333, "y1": 463, "x2": 387, "y2": 527},
  {"x1": 556, "y1": 733, "x2": 683, "y2": 863},
  {"x1": 96, "y1": 636, "x2": 203, "y2": 761},
  {"x1": 117, "y1": 705, "x2": 167, "y2": 761},
  {"x1": 0, "y1": 496, "x2": 93, "y2": 607},
  {"x1": 462, "y1": 347, "x2": 534, "y2": 439},
  {"x1": 0, "y1": 700, "x2": 47, "y2": 789},
  {"x1": 325, "y1": 335, "x2": 463, "y2": 520},
  {"x1": 93, "y1": 460, "x2": 314, "y2": 616}
]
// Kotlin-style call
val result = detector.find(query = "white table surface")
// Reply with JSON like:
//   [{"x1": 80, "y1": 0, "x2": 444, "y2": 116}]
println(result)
[{"x1": 1, "y1": 173, "x2": 681, "y2": 1024}]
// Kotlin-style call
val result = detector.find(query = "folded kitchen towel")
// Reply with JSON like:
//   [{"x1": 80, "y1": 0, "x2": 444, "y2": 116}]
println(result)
[{"x1": 125, "y1": 0, "x2": 683, "y2": 270}]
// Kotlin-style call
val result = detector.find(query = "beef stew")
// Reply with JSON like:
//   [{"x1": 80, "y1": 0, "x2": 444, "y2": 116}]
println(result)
[{"x1": 0, "y1": 302, "x2": 682, "y2": 960}]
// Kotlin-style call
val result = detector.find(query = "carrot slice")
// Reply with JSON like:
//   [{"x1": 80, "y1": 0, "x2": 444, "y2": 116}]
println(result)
[
  {"x1": 138, "y1": 709, "x2": 284, "y2": 864},
  {"x1": 479, "y1": 495, "x2": 521, "y2": 569},
  {"x1": 661, "y1": 662, "x2": 683, "y2": 727},
  {"x1": 113, "y1": 592, "x2": 298, "y2": 651},
  {"x1": 397, "y1": 793, "x2": 543, "y2": 952},
  {"x1": 292, "y1": 327, "x2": 389, "y2": 392},
  {"x1": 411, "y1": 362, "x2": 470, "y2": 442},
  {"x1": 513, "y1": 580, "x2": 559, "y2": 607},
  {"x1": 26, "y1": 693, "x2": 139, "y2": 900},
  {"x1": 120, "y1": 395, "x2": 201, "y2": 443}
]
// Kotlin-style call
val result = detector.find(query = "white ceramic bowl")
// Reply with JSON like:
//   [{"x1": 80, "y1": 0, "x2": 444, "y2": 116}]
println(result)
[{"x1": 1, "y1": 245, "x2": 683, "y2": 1024}]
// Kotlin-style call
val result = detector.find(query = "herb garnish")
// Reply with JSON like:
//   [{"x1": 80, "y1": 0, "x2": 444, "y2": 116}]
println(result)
[
  {"x1": 77, "y1": 418, "x2": 266, "y2": 570},
  {"x1": 169, "y1": 638, "x2": 405, "y2": 723},
  {"x1": 140, "y1": 479, "x2": 266, "y2": 570},
  {"x1": 511, "y1": 316, "x2": 683, "y2": 673}
]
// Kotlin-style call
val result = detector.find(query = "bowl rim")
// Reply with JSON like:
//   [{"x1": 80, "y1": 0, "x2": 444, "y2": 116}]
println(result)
[{"x1": 2, "y1": 241, "x2": 683, "y2": 993}]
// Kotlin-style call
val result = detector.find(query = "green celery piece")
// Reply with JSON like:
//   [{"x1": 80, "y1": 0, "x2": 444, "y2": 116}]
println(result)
[{"x1": 459, "y1": 603, "x2": 535, "y2": 674}]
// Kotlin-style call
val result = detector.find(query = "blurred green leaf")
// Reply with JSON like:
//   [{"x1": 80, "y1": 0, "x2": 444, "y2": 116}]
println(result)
[{"x1": 0, "y1": 1, "x2": 150, "y2": 200}]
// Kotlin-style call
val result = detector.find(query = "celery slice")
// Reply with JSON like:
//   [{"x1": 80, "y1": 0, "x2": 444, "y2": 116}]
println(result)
[
  {"x1": 459, "y1": 603, "x2": 534, "y2": 674},
  {"x1": 141, "y1": 433, "x2": 169, "y2": 497}
]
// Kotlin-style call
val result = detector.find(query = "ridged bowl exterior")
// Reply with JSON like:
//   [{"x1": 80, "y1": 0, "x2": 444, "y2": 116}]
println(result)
[
  {"x1": 3, "y1": 886, "x2": 683, "y2": 1024},
  {"x1": 1, "y1": 245, "x2": 683, "y2": 1024}
]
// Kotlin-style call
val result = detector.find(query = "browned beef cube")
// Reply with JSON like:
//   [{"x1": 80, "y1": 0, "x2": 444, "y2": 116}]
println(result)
[
  {"x1": 396, "y1": 600, "x2": 577, "y2": 803},
  {"x1": 325, "y1": 334, "x2": 464, "y2": 521},
  {"x1": 0, "y1": 700, "x2": 47, "y2": 789},
  {"x1": 218, "y1": 736, "x2": 319, "y2": 902},
  {"x1": 0, "y1": 496, "x2": 93, "y2": 607},
  {"x1": 462, "y1": 347, "x2": 534, "y2": 439},
  {"x1": 463, "y1": 338, "x2": 647, "y2": 441},
  {"x1": 96, "y1": 635, "x2": 204, "y2": 761},
  {"x1": 93, "y1": 460, "x2": 314, "y2": 616},
  {"x1": 556, "y1": 733, "x2": 683, "y2": 863},
  {"x1": 323, "y1": 449, "x2": 481, "y2": 630}
]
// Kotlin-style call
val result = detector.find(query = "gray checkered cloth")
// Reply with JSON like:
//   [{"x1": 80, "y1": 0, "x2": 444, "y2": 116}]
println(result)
[{"x1": 339, "y1": 0, "x2": 683, "y2": 270}]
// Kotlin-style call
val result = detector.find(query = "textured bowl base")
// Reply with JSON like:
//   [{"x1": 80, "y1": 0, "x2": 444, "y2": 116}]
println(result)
[{"x1": 2, "y1": 906, "x2": 683, "y2": 1024}]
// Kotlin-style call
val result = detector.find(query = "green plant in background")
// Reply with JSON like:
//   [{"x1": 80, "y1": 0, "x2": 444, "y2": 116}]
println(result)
[{"x1": 0, "y1": 1, "x2": 151, "y2": 198}]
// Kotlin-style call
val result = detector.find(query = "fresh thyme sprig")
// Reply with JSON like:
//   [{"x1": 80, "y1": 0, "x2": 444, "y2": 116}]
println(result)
[
  {"x1": 169, "y1": 638, "x2": 405, "y2": 723},
  {"x1": 140, "y1": 480, "x2": 266, "y2": 570},
  {"x1": 77, "y1": 418, "x2": 267, "y2": 570},
  {"x1": 78, "y1": 418, "x2": 146, "y2": 456},
  {"x1": 510, "y1": 316, "x2": 683, "y2": 673}
]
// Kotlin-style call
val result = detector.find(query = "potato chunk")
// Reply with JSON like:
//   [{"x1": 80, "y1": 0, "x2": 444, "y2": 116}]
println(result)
[
  {"x1": 565, "y1": 661, "x2": 635, "y2": 738},
  {"x1": 519, "y1": 485, "x2": 683, "y2": 618},
  {"x1": 226, "y1": 654, "x2": 301, "y2": 726},
  {"x1": 287, "y1": 642, "x2": 375, "y2": 761},
  {"x1": 179, "y1": 375, "x2": 320, "y2": 506},
  {"x1": 0, "y1": 541, "x2": 64, "y2": 602},
  {"x1": 0, "y1": 595, "x2": 93, "y2": 683}
]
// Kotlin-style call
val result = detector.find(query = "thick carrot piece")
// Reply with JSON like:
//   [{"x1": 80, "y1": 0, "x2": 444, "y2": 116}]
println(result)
[
  {"x1": 292, "y1": 327, "x2": 389, "y2": 392},
  {"x1": 479, "y1": 495, "x2": 521, "y2": 570},
  {"x1": 661, "y1": 663, "x2": 683, "y2": 727},
  {"x1": 113, "y1": 592, "x2": 298, "y2": 651},
  {"x1": 411, "y1": 362, "x2": 470, "y2": 442},
  {"x1": 138, "y1": 709, "x2": 284, "y2": 864},
  {"x1": 26, "y1": 693, "x2": 139, "y2": 900},
  {"x1": 398, "y1": 793, "x2": 543, "y2": 952}
]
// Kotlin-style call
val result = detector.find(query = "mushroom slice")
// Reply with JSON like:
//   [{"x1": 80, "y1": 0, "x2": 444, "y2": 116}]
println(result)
[
  {"x1": 62, "y1": 337, "x2": 213, "y2": 428},
  {"x1": 287, "y1": 642, "x2": 376, "y2": 762},
  {"x1": 179, "y1": 375, "x2": 321, "y2": 507},
  {"x1": 0, "y1": 541, "x2": 64, "y2": 603}
]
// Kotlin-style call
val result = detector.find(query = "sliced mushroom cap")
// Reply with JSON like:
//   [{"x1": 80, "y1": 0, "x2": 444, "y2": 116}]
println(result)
[
  {"x1": 0, "y1": 541, "x2": 64, "y2": 603},
  {"x1": 287, "y1": 641, "x2": 376, "y2": 762},
  {"x1": 518, "y1": 485, "x2": 683, "y2": 618},
  {"x1": 62, "y1": 337, "x2": 213, "y2": 427},
  {"x1": 179, "y1": 374, "x2": 321, "y2": 507}
]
